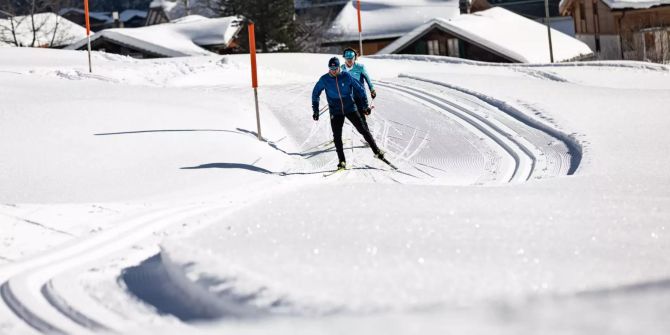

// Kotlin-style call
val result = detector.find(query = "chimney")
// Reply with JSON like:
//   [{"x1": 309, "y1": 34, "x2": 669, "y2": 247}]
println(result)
[
  {"x1": 112, "y1": 11, "x2": 123, "y2": 28},
  {"x1": 459, "y1": 0, "x2": 471, "y2": 14}
]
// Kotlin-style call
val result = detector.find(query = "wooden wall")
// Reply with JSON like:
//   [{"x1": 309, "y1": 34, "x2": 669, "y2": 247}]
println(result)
[
  {"x1": 397, "y1": 28, "x2": 514, "y2": 62},
  {"x1": 569, "y1": 0, "x2": 670, "y2": 59},
  {"x1": 332, "y1": 39, "x2": 396, "y2": 56},
  {"x1": 572, "y1": 0, "x2": 670, "y2": 35}
]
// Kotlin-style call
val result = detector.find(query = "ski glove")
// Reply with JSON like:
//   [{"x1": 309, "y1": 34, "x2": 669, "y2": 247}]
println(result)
[
  {"x1": 313, "y1": 111, "x2": 319, "y2": 121},
  {"x1": 370, "y1": 90, "x2": 377, "y2": 99},
  {"x1": 363, "y1": 107, "x2": 372, "y2": 116}
]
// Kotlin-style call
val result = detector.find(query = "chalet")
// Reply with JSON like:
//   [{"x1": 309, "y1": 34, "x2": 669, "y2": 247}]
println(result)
[
  {"x1": 324, "y1": 0, "x2": 462, "y2": 55},
  {"x1": 324, "y1": 0, "x2": 576, "y2": 55},
  {"x1": 66, "y1": 15, "x2": 243, "y2": 58},
  {"x1": 559, "y1": 0, "x2": 670, "y2": 62},
  {"x1": 377, "y1": 7, "x2": 593, "y2": 63}
]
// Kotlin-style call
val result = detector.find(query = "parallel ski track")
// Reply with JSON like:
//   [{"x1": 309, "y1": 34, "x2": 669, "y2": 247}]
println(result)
[
  {"x1": 0, "y1": 202, "x2": 234, "y2": 335},
  {"x1": 398, "y1": 75, "x2": 580, "y2": 175},
  {"x1": 376, "y1": 80, "x2": 538, "y2": 183}
]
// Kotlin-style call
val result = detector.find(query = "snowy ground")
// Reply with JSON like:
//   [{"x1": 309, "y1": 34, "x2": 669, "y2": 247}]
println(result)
[{"x1": 1, "y1": 48, "x2": 669, "y2": 334}]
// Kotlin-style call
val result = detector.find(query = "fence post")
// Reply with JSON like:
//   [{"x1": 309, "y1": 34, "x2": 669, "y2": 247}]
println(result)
[
  {"x1": 357, "y1": 0, "x2": 363, "y2": 56},
  {"x1": 248, "y1": 21, "x2": 262, "y2": 141},
  {"x1": 84, "y1": 0, "x2": 92, "y2": 72}
]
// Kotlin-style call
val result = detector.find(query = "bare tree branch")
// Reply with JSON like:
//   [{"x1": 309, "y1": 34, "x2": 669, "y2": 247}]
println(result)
[{"x1": 1, "y1": 0, "x2": 77, "y2": 47}]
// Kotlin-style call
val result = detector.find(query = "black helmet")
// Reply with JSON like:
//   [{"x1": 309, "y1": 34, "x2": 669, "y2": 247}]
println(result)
[{"x1": 328, "y1": 57, "x2": 340, "y2": 69}]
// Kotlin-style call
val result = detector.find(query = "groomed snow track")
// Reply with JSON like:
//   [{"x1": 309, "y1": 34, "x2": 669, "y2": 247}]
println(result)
[
  {"x1": 374, "y1": 76, "x2": 577, "y2": 183},
  {"x1": 0, "y1": 203, "x2": 238, "y2": 334},
  {"x1": 0, "y1": 75, "x2": 581, "y2": 334}
]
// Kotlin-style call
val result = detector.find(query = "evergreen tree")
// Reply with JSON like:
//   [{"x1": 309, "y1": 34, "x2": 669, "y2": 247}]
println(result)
[{"x1": 211, "y1": 0, "x2": 296, "y2": 52}]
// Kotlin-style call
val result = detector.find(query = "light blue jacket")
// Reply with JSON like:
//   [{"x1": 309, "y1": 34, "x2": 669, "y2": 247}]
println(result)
[{"x1": 341, "y1": 62, "x2": 374, "y2": 92}]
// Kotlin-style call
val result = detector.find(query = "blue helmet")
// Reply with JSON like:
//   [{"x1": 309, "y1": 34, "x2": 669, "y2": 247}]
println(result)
[{"x1": 343, "y1": 48, "x2": 357, "y2": 60}]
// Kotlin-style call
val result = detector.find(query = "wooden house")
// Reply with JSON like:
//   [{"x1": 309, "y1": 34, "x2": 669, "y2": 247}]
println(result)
[
  {"x1": 377, "y1": 7, "x2": 593, "y2": 63},
  {"x1": 559, "y1": 0, "x2": 670, "y2": 62},
  {"x1": 324, "y1": 0, "x2": 463, "y2": 55},
  {"x1": 66, "y1": 15, "x2": 243, "y2": 59}
]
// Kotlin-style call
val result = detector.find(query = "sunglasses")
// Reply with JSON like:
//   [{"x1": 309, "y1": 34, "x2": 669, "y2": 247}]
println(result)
[{"x1": 329, "y1": 66, "x2": 339, "y2": 71}]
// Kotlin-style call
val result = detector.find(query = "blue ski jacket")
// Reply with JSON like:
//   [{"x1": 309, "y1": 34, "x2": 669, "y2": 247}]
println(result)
[
  {"x1": 341, "y1": 62, "x2": 375, "y2": 92},
  {"x1": 312, "y1": 71, "x2": 369, "y2": 116}
]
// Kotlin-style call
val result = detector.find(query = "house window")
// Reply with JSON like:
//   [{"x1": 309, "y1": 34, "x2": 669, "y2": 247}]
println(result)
[
  {"x1": 427, "y1": 39, "x2": 440, "y2": 55},
  {"x1": 644, "y1": 31, "x2": 656, "y2": 50},
  {"x1": 447, "y1": 38, "x2": 460, "y2": 57}
]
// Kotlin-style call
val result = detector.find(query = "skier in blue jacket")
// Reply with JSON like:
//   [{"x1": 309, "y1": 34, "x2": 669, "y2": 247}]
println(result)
[
  {"x1": 312, "y1": 57, "x2": 384, "y2": 171},
  {"x1": 341, "y1": 48, "x2": 376, "y2": 131}
]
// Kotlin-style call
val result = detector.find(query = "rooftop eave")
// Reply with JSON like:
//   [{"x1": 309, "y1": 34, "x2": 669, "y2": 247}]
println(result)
[{"x1": 323, "y1": 33, "x2": 405, "y2": 45}]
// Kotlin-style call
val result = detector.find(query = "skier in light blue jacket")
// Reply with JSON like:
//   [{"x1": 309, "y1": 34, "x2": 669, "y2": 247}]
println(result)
[{"x1": 341, "y1": 48, "x2": 376, "y2": 131}]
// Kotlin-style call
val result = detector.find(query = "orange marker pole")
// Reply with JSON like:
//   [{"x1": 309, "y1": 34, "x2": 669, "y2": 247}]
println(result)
[
  {"x1": 357, "y1": 0, "x2": 363, "y2": 56},
  {"x1": 248, "y1": 22, "x2": 261, "y2": 140},
  {"x1": 84, "y1": 0, "x2": 92, "y2": 72}
]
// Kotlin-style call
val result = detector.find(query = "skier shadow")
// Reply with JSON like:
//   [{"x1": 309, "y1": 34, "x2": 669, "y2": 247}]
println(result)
[
  {"x1": 94, "y1": 127, "x2": 362, "y2": 160},
  {"x1": 181, "y1": 162, "x2": 383, "y2": 176}
]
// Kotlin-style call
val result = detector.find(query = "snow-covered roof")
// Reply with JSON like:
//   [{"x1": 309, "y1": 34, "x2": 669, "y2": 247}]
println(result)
[
  {"x1": 59, "y1": 8, "x2": 113, "y2": 22},
  {"x1": 59, "y1": 8, "x2": 147, "y2": 24},
  {"x1": 120, "y1": 10, "x2": 148, "y2": 22},
  {"x1": 327, "y1": 0, "x2": 460, "y2": 43},
  {"x1": 377, "y1": 7, "x2": 593, "y2": 63},
  {"x1": 150, "y1": 0, "x2": 215, "y2": 21},
  {"x1": 66, "y1": 15, "x2": 242, "y2": 57},
  {"x1": 0, "y1": 12, "x2": 88, "y2": 48},
  {"x1": 560, "y1": 0, "x2": 670, "y2": 13}
]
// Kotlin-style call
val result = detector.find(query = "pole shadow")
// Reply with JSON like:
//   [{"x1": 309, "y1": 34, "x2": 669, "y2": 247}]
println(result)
[
  {"x1": 94, "y1": 129, "x2": 241, "y2": 136},
  {"x1": 181, "y1": 162, "x2": 384, "y2": 176}
]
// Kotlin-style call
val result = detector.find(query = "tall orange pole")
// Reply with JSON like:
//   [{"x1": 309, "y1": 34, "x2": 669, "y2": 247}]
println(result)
[
  {"x1": 248, "y1": 22, "x2": 261, "y2": 140},
  {"x1": 357, "y1": 0, "x2": 363, "y2": 56},
  {"x1": 84, "y1": 0, "x2": 92, "y2": 72}
]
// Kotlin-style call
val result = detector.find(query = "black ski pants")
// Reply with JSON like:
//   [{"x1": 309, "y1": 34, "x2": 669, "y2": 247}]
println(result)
[{"x1": 330, "y1": 111, "x2": 380, "y2": 163}]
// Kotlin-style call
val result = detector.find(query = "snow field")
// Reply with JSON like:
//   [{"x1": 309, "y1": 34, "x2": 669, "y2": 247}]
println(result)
[
  {"x1": 158, "y1": 53, "x2": 669, "y2": 331},
  {"x1": 0, "y1": 48, "x2": 669, "y2": 334}
]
